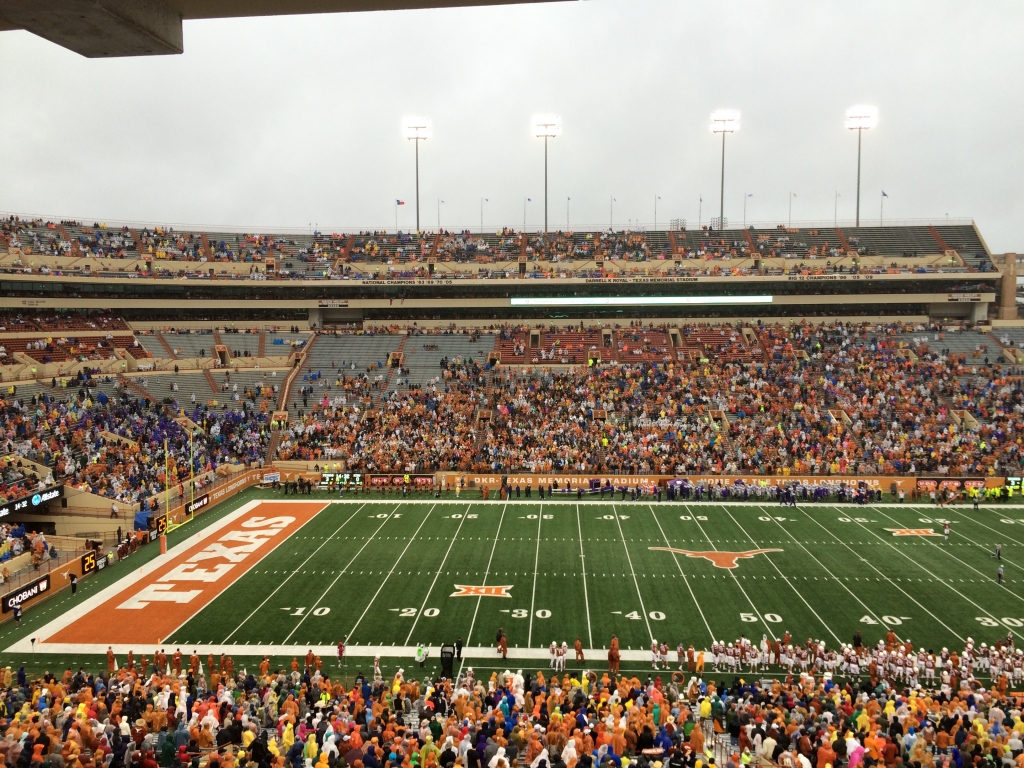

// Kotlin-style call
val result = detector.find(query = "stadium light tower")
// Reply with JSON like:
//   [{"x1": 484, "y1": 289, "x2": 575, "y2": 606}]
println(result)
[
  {"x1": 403, "y1": 117, "x2": 432, "y2": 232},
  {"x1": 845, "y1": 105, "x2": 877, "y2": 227},
  {"x1": 710, "y1": 110, "x2": 740, "y2": 230},
  {"x1": 533, "y1": 114, "x2": 562, "y2": 235}
]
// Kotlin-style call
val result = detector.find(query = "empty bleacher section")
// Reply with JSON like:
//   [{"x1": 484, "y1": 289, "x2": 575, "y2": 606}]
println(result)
[
  {"x1": 390, "y1": 333, "x2": 493, "y2": 391},
  {"x1": 159, "y1": 330, "x2": 217, "y2": 359},
  {"x1": 285, "y1": 333, "x2": 403, "y2": 411}
]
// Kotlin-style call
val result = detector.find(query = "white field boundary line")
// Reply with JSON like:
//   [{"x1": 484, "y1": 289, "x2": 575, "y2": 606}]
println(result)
[
  {"x1": 847, "y1": 509, "x2": 1018, "y2": 641},
  {"x1": 726, "y1": 506, "x2": 843, "y2": 647},
  {"x1": 1, "y1": 642, "x2": 699, "y2": 660},
  {"x1": 455, "y1": 504, "x2": 508, "y2": 683},
  {"x1": 685, "y1": 504, "x2": 777, "y2": 642},
  {"x1": 756, "y1": 505, "x2": 901, "y2": 640},
  {"x1": 218, "y1": 503, "x2": 365, "y2": 643},
  {"x1": 798, "y1": 506, "x2": 964, "y2": 642},
  {"x1": 611, "y1": 505, "x2": 654, "y2": 642},
  {"x1": 646, "y1": 505, "x2": 714, "y2": 646},
  {"x1": 5, "y1": 498, "x2": 279, "y2": 652}
]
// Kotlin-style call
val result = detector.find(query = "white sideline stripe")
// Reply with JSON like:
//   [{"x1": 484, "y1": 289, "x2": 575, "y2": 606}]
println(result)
[
  {"x1": 1, "y1": 641, "x2": 684, "y2": 661},
  {"x1": 4, "y1": 499, "x2": 265, "y2": 652}
]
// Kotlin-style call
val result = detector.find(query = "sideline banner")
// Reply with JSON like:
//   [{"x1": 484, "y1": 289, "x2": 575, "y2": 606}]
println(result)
[
  {"x1": 2, "y1": 574, "x2": 51, "y2": 613},
  {"x1": 435, "y1": 472, "x2": 1004, "y2": 493},
  {"x1": 366, "y1": 474, "x2": 434, "y2": 489}
]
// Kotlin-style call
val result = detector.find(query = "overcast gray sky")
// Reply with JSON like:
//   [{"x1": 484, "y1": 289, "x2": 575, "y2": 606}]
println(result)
[{"x1": 1, "y1": 0, "x2": 1021, "y2": 250}]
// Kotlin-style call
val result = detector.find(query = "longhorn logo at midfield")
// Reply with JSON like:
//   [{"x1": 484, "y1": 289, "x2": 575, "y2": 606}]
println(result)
[
  {"x1": 648, "y1": 547, "x2": 783, "y2": 569},
  {"x1": 450, "y1": 585, "x2": 513, "y2": 598}
]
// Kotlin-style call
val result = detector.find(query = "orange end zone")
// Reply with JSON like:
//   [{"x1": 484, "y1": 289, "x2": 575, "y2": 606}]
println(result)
[{"x1": 47, "y1": 501, "x2": 326, "y2": 646}]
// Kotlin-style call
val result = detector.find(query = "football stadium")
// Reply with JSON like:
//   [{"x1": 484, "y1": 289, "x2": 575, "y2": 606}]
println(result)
[{"x1": 1, "y1": 3, "x2": 1024, "y2": 768}]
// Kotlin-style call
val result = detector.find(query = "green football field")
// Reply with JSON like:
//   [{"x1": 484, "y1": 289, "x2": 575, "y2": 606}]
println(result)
[
  {"x1": 165, "y1": 498, "x2": 1024, "y2": 660},
  {"x1": 7, "y1": 491, "x2": 1024, "y2": 680}
]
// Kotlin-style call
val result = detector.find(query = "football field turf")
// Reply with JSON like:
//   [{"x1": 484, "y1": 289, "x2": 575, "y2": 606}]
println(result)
[{"x1": 9, "y1": 495, "x2": 1024, "y2": 677}]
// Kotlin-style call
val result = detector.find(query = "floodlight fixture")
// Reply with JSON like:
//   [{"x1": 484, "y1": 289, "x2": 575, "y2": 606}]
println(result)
[
  {"x1": 403, "y1": 117, "x2": 432, "y2": 230},
  {"x1": 533, "y1": 114, "x2": 561, "y2": 233},
  {"x1": 846, "y1": 105, "x2": 878, "y2": 226},
  {"x1": 710, "y1": 110, "x2": 740, "y2": 231}
]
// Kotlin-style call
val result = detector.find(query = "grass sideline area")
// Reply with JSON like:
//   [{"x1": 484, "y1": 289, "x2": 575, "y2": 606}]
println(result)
[{"x1": 5, "y1": 489, "x2": 1024, "y2": 683}]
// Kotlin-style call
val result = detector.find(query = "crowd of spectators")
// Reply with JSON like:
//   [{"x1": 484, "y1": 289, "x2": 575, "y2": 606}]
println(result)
[
  {"x1": 0, "y1": 381, "x2": 269, "y2": 507},
  {"x1": 267, "y1": 321, "x2": 1024, "y2": 478},
  {"x1": 3, "y1": 216, "x2": 992, "y2": 283},
  {"x1": 0, "y1": 637, "x2": 1022, "y2": 768}
]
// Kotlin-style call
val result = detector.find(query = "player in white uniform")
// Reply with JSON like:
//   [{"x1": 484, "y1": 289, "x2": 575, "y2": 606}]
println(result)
[
  {"x1": 549, "y1": 641, "x2": 557, "y2": 668},
  {"x1": 659, "y1": 642, "x2": 670, "y2": 669},
  {"x1": 651, "y1": 641, "x2": 660, "y2": 669},
  {"x1": 555, "y1": 642, "x2": 566, "y2": 671}
]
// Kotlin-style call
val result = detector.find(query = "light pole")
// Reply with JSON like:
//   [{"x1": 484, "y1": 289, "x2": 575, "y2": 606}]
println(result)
[
  {"x1": 403, "y1": 117, "x2": 432, "y2": 232},
  {"x1": 834, "y1": 191, "x2": 841, "y2": 227},
  {"x1": 845, "y1": 106, "x2": 877, "y2": 227},
  {"x1": 710, "y1": 110, "x2": 740, "y2": 230},
  {"x1": 533, "y1": 114, "x2": 561, "y2": 235},
  {"x1": 743, "y1": 193, "x2": 753, "y2": 229}
]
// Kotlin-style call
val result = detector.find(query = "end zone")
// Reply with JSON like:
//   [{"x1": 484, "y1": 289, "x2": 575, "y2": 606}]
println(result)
[{"x1": 5, "y1": 499, "x2": 330, "y2": 654}]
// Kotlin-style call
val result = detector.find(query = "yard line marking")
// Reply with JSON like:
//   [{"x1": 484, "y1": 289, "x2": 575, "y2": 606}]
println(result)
[
  {"x1": 284, "y1": 506, "x2": 400, "y2": 644},
  {"x1": 870, "y1": 507, "x2": 1024, "y2": 616},
  {"x1": 344, "y1": 505, "x2": 437, "y2": 642},
  {"x1": 404, "y1": 505, "x2": 472, "y2": 645},
  {"x1": 975, "y1": 508, "x2": 1024, "y2": 546},
  {"x1": 527, "y1": 503, "x2": 544, "y2": 647},
  {"x1": 758, "y1": 507, "x2": 900, "y2": 637},
  {"x1": 575, "y1": 504, "x2": 593, "y2": 648},
  {"x1": 456, "y1": 504, "x2": 508, "y2": 683},
  {"x1": 611, "y1": 505, "x2": 654, "y2": 642},
  {"x1": 728, "y1": 507, "x2": 839, "y2": 646},
  {"x1": 646, "y1": 505, "x2": 713, "y2": 646},
  {"x1": 685, "y1": 505, "x2": 776, "y2": 641},
  {"x1": 843, "y1": 508, "x2": 1014, "y2": 639},
  {"x1": 936, "y1": 511, "x2": 1024, "y2": 561},
  {"x1": 797, "y1": 507, "x2": 963, "y2": 641},
  {"x1": 221, "y1": 503, "x2": 365, "y2": 643}
]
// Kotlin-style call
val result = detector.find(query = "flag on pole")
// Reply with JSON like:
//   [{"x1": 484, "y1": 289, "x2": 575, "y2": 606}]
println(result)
[
  {"x1": 395, "y1": 200, "x2": 405, "y2": 205},
  {"x1": 882, "y1": 191, "x2": 889, "y2": 197},
  {"x1": 747, "y1": 193, "x2": 754, "y2": 198}
]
